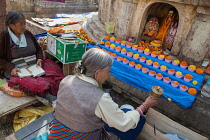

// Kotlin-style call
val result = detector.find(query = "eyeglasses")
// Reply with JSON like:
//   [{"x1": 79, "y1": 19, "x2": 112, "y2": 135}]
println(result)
[{"x1": 14, "y1": 24, "x2": 26, "y2": 28}]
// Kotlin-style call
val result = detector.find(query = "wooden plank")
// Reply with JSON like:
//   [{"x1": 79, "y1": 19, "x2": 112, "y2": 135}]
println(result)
[
  {"x1": 0, "y1": 90, "x2": 39, "y2": 118},
  {"x1": 145, "y1": 108, "x2": 208, "y2": 140},
  {"x1": 138, "y1": 123, "x2": 171, "y2": 140}
]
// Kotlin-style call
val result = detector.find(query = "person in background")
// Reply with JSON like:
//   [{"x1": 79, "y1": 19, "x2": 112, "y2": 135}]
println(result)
[
  {"x1": 0, "y1": 11, "x2": 64, "y2": 103},
  {"x1": 49, "y1": 48, "x2": 158, "y2": 140}
]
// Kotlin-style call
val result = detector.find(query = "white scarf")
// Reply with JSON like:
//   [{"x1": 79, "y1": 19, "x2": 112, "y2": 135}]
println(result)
[{"x1": 8, "y1": 27, "x2": 27, "y2": 47}]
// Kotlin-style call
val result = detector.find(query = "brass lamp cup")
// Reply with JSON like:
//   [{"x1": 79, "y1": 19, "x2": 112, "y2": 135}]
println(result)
[{"x1": 150, "y1": 86, "x2": 164, "y2": 100}]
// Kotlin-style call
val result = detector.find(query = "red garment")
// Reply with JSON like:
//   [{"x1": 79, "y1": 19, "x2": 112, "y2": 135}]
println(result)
[{"x1": 8, "y1": 59, "x2": 64, "y2": 97}]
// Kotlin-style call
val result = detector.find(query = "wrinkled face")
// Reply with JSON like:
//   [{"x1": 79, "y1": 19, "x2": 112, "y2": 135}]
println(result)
[
  {"x1": 9, "y1": 18, "x2": 26, "y2": 35},
  {"x1": 96, "y1": 67, "x2": 110, "y2": 85}
]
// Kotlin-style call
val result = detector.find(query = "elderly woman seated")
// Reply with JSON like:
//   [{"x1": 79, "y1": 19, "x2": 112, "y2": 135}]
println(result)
[
  {"x1": 49, "y1": 48, "x2": 158, "y2": 140},
  {"x1": 0, "y1": 11, "x2": 64, "y2": 102}
]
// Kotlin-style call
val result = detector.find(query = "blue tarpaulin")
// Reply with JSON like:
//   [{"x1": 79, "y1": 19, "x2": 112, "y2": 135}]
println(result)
[{"x1": 98, "y1": 41, "x2": 205, "y2": 109}]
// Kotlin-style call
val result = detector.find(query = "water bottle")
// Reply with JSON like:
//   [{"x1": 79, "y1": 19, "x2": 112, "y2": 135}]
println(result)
[{"x1": 201, "y1": 77, "x2": 210, "y2": 97}]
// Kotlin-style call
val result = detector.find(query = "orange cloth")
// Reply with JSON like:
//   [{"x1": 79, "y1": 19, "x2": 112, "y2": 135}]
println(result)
[{"x1": 156, "y1": 17, "x2": 173, "y2": 41}]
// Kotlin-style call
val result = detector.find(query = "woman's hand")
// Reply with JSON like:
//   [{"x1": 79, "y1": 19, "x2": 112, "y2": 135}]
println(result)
[
  {"x1": 143, "y1": 96, "x2": 158, "y2": 109},
  {"x1": 11, "y1": 68, "x2": 21, "y2": 77},
  {"x1": 36, "y1": 59, "x2": 42, "y2": 67}
]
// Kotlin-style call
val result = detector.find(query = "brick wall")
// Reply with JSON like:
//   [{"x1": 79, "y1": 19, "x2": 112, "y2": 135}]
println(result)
[{"x1": 0, "y1": 0, "x2": 6, "y2": 32}]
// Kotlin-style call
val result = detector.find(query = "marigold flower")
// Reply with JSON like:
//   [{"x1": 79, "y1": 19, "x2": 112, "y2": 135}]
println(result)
[
  {"x1": 105, "y1": 42, "x2": 111, "y2": 45},
  {"x1": 159, "y1": 55, "x2": 165, "y2": 58},
  {"x1": 180, "y1": 61, "x2": 188, "y2": 66},
  {"x1": 164, "y1": 77, "x2": 170, "y2": 81},
  {"x1": 121, "y1": 48, "x2": 127, "y2": 52},
  {"x1": 147, "y1": 60, "x2": 153, "y2": 63},
  {"x1": 149, "y1": 71, "x2": 156, "y2": 74},
  {"x1": 110, "y1": 37, "x2": 116, "y2": 40},
  {"x1": 115, "y1": 46, "x2": 121, "y2": 50},
  {"x1": 140, "y1": 56, "x2": 146, "y2": 60},
  {"x1": 176, "y1": 71, "x2": 182, "y2": 75},
  {"x1": 104, "y1": 36, "x2": 110, "y2": 40},
  {"x1": 111, "y1": 53, "x2": 116, "y2": 56},
  {"x1": 156, "y1": 73, "x2": 162, "y2": 77},
  {"x1": 133, "y1": 45, "x2": 138, "y2": 48},
  {"x1": 169, "y1": 69, "x2": 175, "y2": 72},
  {"x1": 116, "y1": 38, "x2": 121, "y2": 42},
  {"x1": 142, "y1": 67, "x2": 148, "y2": 71},
  {"x1": 136, "y1": 64, "x2": 142, "y2": 68},
  {"x1": 127, "y1": 43, "x2": 132, "y2": 46},
  {"x1": 80, "y1": 31, "x2": 85, "y2": 34},
  {"x1": 181, "y1": 85, "x2": 187, "y2": 89},
  {"x1": 107, "y1": 51, "x2": 112, "y2": 55},
  {"x1": 128, "y1": 52, "x2": 133, "y2": 55},
  {"x1": 121, "y1": 41, "x2": 127, "y2": 44},
  {"x1": 101, "y1": 49, "x2": 106, "y2": 51},
  {"x1": 152, "y1": 51, "x2": 158, "y2": 55},
  {"x1": 185, "y1": 74, "x2": 193, "y2": 79},
  {"x1": 96, "y1": 46, "x2": 101, "y2": 49},
  {"x1": 110, "y1": 44, "x2": 116, "y2": 48},
  {"x1": 79, "y1": 28, "x2": 84, "y2": 32},
  {"x1": 173, "y1": 60, "x2": 180, "y2": 63},
  {"x1": 192, "y1": 80, "x2": 198, "y2": 85},
  {"x1": 139, "y1": 46, "x2": 145, "y2": 50},
  {"x1": 161, "y1": 65, "x2": 167, "y2": 69},
  {"x1": 144, "y1": 48, "x2": 150, "y2": 52},
  {"x1": 123, "y1": 58, "x2": 128, "y2": 62},
  {"x1": 189, "y1": 65, "x2": 196, "y2": 69},
  {"x1": 166, "y1": 56, "x2": 171, "y2": 60},
  {"x1": 117, "y1": 56, "x2": 123, "y2": 60},
  {"x1": 188, "y1": 88, "x2": 197, "y2": 95},
  {"x1": 195, "y1": 68, "x2": 204, "y2": 74},
  {"x1": 173, "y1": 81, "x2": 179, "y2": 85},
  {"x1": 134, "y1": 54, "x2": 139, "y2": 57},
  {"x1": 153, "y1": 62, "x2": 159, "y2": 66},
  {"x1": 129, "y1": 61, "x2": 135, "y2": 65}
]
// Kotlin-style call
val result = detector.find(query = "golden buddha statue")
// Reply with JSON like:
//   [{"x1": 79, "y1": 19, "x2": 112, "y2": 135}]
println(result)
[{"x1": 155, "y1": 10, "x2": 176, "y2": 42}]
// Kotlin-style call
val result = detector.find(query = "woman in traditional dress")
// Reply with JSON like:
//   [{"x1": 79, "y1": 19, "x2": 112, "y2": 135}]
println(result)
[
  {"x1": 0, "y1": 11, "x2": 64, "y2": 102},
  {"x1": 48, "y1": 48, "x2": 158, "y2": 140}
]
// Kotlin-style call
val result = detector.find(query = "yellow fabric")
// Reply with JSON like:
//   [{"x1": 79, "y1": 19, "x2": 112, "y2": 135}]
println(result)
[{"x1": 13, "y1": 106, "x2": 54, "y2": 131}]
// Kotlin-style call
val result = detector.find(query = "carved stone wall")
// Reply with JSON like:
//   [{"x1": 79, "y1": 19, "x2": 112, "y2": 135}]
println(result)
[{"x1": 98, "y1": 0, "x2": 210, "y2": 66}]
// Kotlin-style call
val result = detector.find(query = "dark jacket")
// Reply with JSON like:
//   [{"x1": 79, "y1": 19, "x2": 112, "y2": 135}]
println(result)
[{"x1": 0, "y1": 30, "x2": 43, "y2": 78}]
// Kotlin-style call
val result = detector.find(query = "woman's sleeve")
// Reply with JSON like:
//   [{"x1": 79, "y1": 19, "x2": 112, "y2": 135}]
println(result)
[
  {"x1": 26, "y1": 30, "x2": 43, "y2": 60},
  {"x1": 0, "y1": 31, "x2": 15, "y2": 73},
  {"x1": 95, "y1": 93, "x2": 140, "y2": 132}
]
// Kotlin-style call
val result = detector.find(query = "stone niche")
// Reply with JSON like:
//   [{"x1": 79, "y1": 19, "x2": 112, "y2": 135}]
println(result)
[{"x1": 98, "y1": 0, "x2": 210, "y2": 66}]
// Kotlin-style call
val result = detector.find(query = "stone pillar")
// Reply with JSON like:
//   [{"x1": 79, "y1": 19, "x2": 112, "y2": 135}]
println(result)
[{"x1": 0, "y1": 0, "x2": 6, "y2": 33}]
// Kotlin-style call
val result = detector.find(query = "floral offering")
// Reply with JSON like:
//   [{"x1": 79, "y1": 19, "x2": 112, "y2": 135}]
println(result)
[
  {"x1": 180, "y1": 85, "x2": 188, "y2": 92},
  {"x1": 133, "y1": 54, "x2": 140, "y2": 60},
  {"x1": 188, "y1": 65, "x2": 196, "y2": 72},
  {"x1": 132, "y1": 45, "x2": 138, "y2": 50},
  {"x1": 165, "y1": 56, "x2": 172, "y2": 63},
  {"x1": 107, "y1": 51, "x2": 112, "y2": 55},
  {"x1": 111, "y1": 53, "x2": 117, "y2": 59},
  {"x1": 180, "y1": 61, "x2": 188, "y2": 69},
  {"x1": 96, "y1": 46, "x2": 101, "y2": 49},
  {"x1": 115, "y1": 39, "x2": 121, "y2": 44},
  {"x1": 144, "y1": 48, "x2": 150, "y2": 55},
  {"x1": 129, "y1": 61, "x2": 135, "y2": 67},
  {"x1": 151, "y1": 51, "x2": 158, "y2": 57},
  {"x1": 121, "y1": 41, "x2": 127, "y2": 46},
  {"x1": 171, "y1": 81, "x2": 179, "y2": 87},
  {"x1": 110, "y1": 37, "x2": 116, "y2": 42},
  {"x1": 188, "y1": 88, "x2": 197, "y2": 95},
  {"x1": 172, "y1": 60, "x2": 180, "y2": 66},
  {"x1": 105, "y1": 41, "x2": 111, "y2": 47},
  {"x1": 140, "y1": 56, "x2": 146, "y2": 62},
  {"x1": 121, "y1": 48, "x2": 127, "y2": 54},
  {"x1": 101, "y1": 48, "x2": 106, "y2": 52},
  {"x1": 115, "y1": 46, "x2": 121, "y2": 52},
  {"x1": 168, "y1": 69, "x2": 175, "y2": 75},
  {"x1": 158, "y1": 54, "x2": 165, "y2": 60},
  {"x1": 192, "y1": 80, "x2": 198, "y2": 85},
  {"x1": 127, "y1": 52, "x2": 133, "y2": 57},
  {"x1": 126, "y1": 43, "x2": 133, "y2": 48},
  {"x1": 138, "y1": 46, "x2": 145, "y2": 53},
  {"x1": 146, "y1": 60, "x2": 153, "y2": 65},
  {"x1": 142, "y1": 67, "x2": 149, "y2": 73},
  {"x1": 149, "y1": 70, "x2": 156, "y2": 76},
  {"x1": 153, "y1": 62, "x2": 160, "y2": 68},
  {"x1": 163, "y1": 77, "x2": 171, "y2": 84},
  {"x1": 195, "y1": 68, "x2": 204, "y2": 74},
  {"x1": 117, "y1": 56, "x2": 123, "y2": 62},
  {"x1": 135, "y1": 64, "x2": 142, "y2": 70},
  {"x1": 176, "y1": 71, "x2": 183, "y2": 78},
  {"x1": 156, "y1": 73, "x2": 163, "y2": 80},
  {"x1": 110, "y1": 44, "x2": 116, "y2": 50},
  {"x1": 160, "y1": 65, "x2": 167, "y2": 72},
  {"x1": 184, "y1": 74, "x2": 193, "y2": 82},
  {"x1": 123, "y1": 58, "x2": 129, "y2": 64},
  {"x1": 104, "y1": 36, "x2": 110, "y2": 40}
]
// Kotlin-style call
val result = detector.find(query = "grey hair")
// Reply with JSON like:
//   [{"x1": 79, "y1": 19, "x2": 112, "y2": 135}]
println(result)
[
  {"x1": 75, "y1": 48, "x2": 113, "y2": 77},
  {"x1": 5, "y1": 11, "x2": 25, "y2": 27}
]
